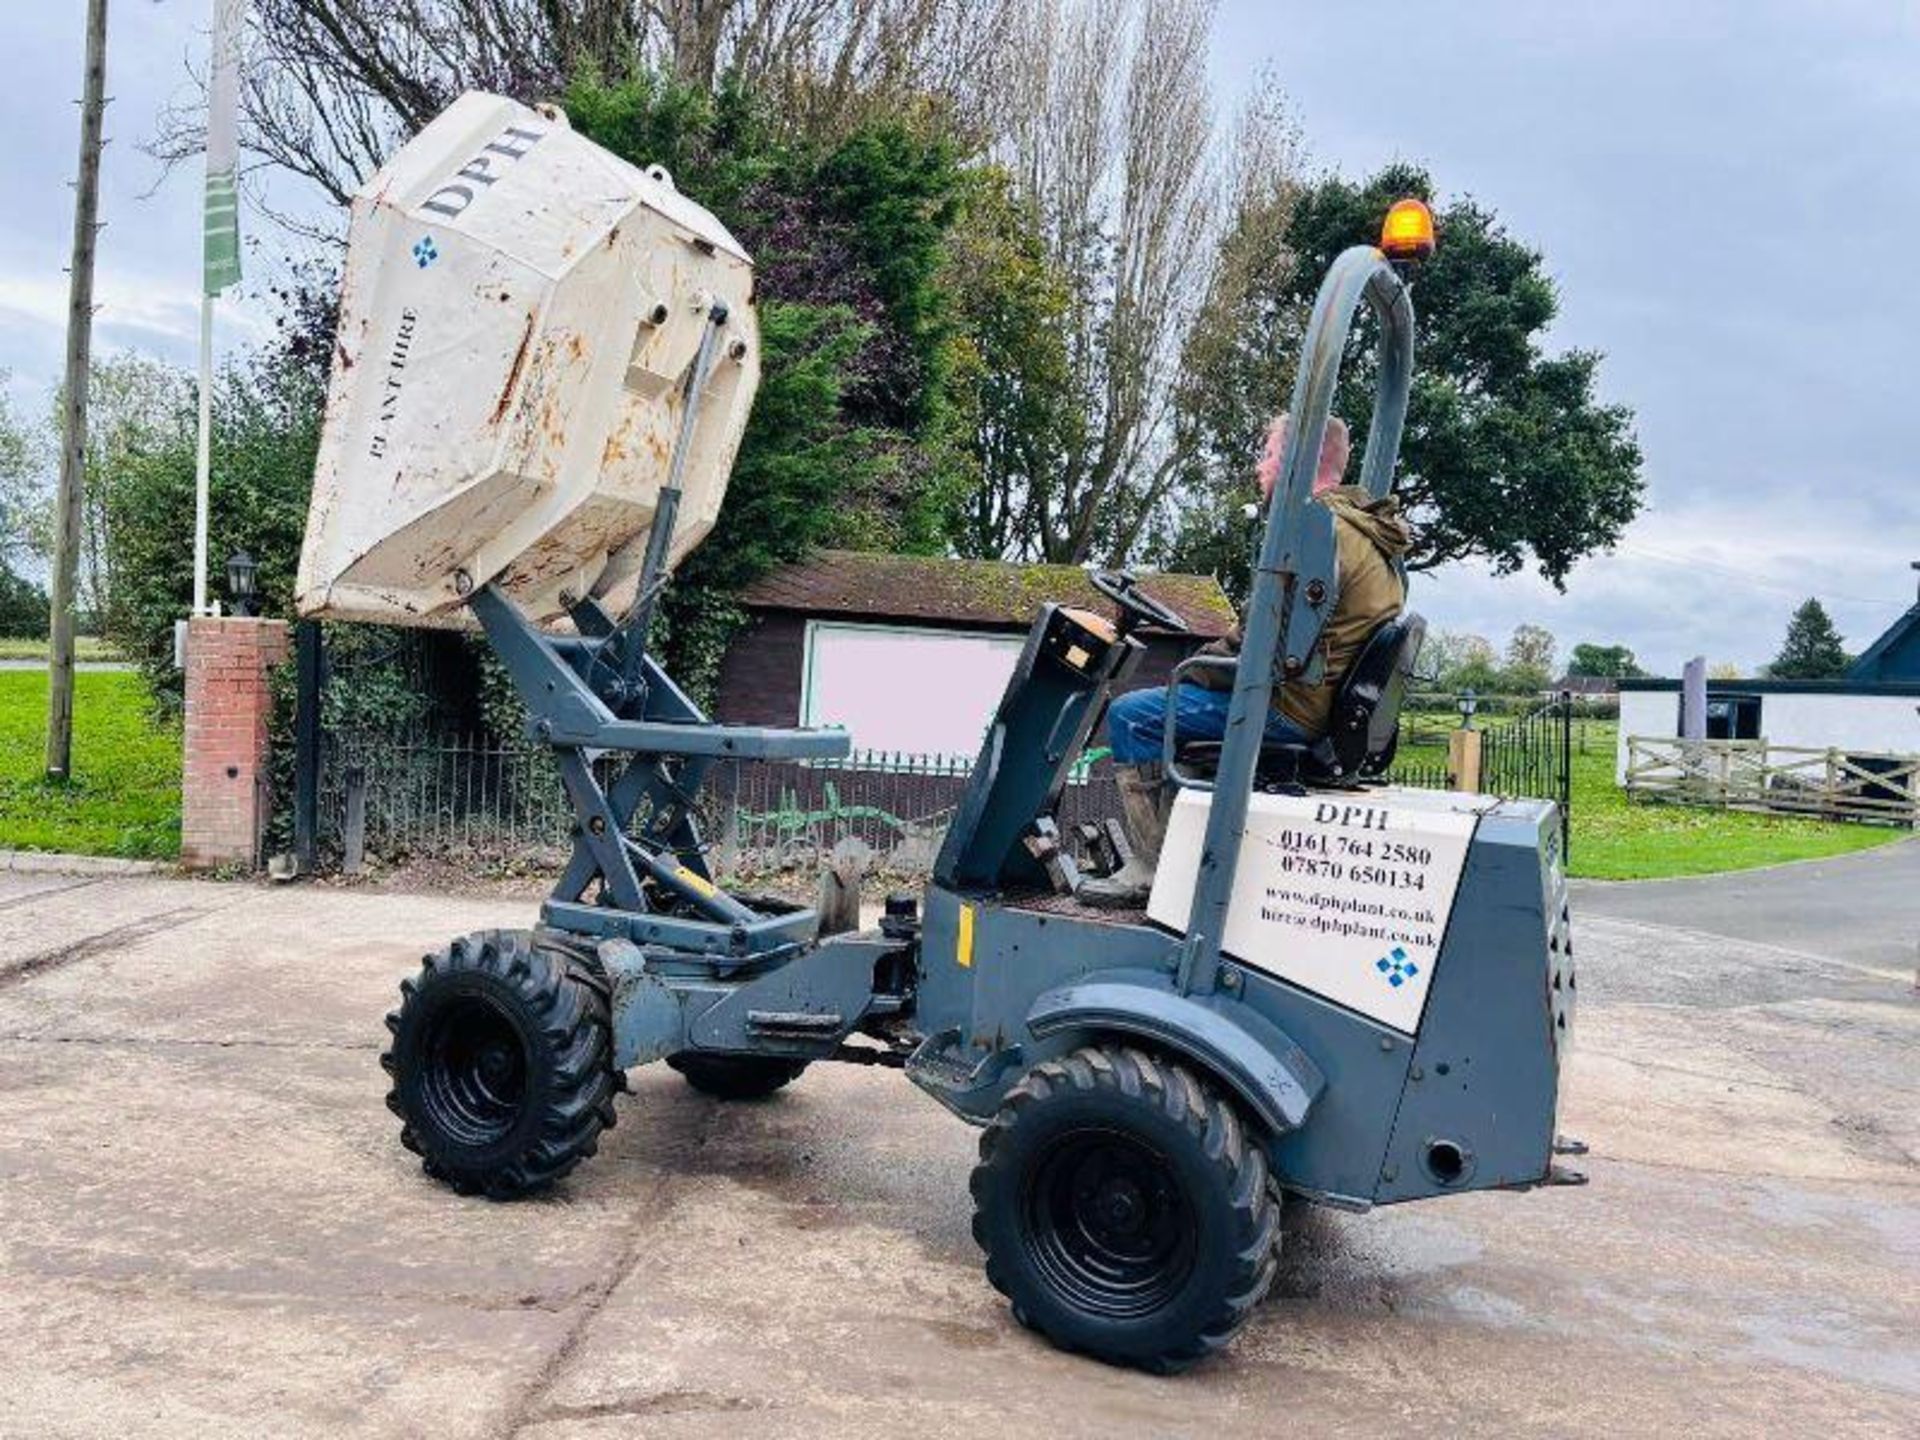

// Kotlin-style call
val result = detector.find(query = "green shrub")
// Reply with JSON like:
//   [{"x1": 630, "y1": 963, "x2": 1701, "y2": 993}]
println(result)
[
  {"x1": 103, "y1": 351, "x2": 320, "y2": 710},
  {"x1": 0, "y1": 564, "x2": 48, "y2": 638}
]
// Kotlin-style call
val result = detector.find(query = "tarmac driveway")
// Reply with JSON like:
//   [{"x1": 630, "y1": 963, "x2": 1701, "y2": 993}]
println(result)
[{"x1": 0, "y1": 848, "x2": 1916, "y2": 1437}]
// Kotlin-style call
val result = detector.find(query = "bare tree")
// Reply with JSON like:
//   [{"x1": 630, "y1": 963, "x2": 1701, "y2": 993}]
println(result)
[
  {"x1": 151, "y1": 1, "x2": 581, "y2": 232},
  {"x1": 1148, "y1": 74, "x2": 1305, "y2": 587},
  {"x1": 978, "y1": 0, "x2": 1226, "y2": 565},
  {"x1": 145, "y1": 0, "x2": 1301, "y2": 575},
  {"x1": 151, "y1": 0, "x2": 1017, "y2": 234}
]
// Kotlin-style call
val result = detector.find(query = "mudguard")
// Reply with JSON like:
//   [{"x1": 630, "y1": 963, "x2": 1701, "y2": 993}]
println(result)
[{"x1": 1025, "y1": 969, "x2": 1325, "y2": 1138}]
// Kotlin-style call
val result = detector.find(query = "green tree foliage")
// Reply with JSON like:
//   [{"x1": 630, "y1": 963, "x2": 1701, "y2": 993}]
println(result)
[
  {"x1": 51, "y1": 354, "x2": 195, "y2": 632},
  {"x1": 0, "y1": 377, "x2": 46, "y2": 640},
  {"x1": 1502, "y1": 622, "x2": 1557, "y2": 693},
  {"x1": 0, "y1": 565, "x2": 48, "y2": 637},
  {"x1": 0, "y1": 374, "x2": 46, "y2": 574},
  {"x1": 1568, "y1": 642, "x2": 1646, "y2": 679},
  {"x1": 1421, "y1": 629, "x2": 1492, "y2": 688},
  {"x1": 1161, "y1": 163, "x2": 1643, "y2": 598},
  {"x1": 1769, "y1": 598, "x2": 1851, "y2": 680},
  {"x1": 1422, "y1": 628, "x2": 1515, "y2": 693},
  {"x1": 102, "y1": 350, "x2": 322, "y2": 706},
  {"x1": 1449, "y1": 654, "x2": 1506, "y2": 695},
  {"x1": 944, "y1": 167, "x2": 1079, "y2": 559},
  {"x1": 1422, "y1": 626, "x2": 1562, "y2": 694},
  {"x1": 563, "y1": 75, "x2": 977, "y2": 699}
]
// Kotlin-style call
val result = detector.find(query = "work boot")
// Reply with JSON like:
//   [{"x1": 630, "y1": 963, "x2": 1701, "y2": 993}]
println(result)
[{"x1": 1079, "y1": 763, "x2": 1168, "y2": 909}]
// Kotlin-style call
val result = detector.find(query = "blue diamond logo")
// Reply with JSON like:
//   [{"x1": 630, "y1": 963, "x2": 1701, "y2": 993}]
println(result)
[
  {"x1": 413, "y1": 236, "x2": 439, "y2": 268},
  {"x1": 1375, "y1": 946, "x2": 1419, "y2": 988}
]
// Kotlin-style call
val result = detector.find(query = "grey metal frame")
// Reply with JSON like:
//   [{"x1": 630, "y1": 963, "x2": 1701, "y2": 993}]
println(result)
[
  {"x1": 472, "y1": 302, "x2": 850, "y2": 959},
  {"x1": 449, "y1": 232, "x2": 1573, "y2": 1213},
  {"x1": 1175, "y1": 245, "x2": 1417, "y2": 996}
]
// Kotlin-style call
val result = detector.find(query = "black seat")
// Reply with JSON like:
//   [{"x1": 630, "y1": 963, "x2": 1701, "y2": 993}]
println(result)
[{"x1": 1175, "y1": 612, "x2": 1427, "y2": 791}]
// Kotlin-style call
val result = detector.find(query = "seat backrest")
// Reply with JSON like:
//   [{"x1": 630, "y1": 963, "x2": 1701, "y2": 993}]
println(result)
[{"x1": 1326, "y1": 611, "x2": 1426, "y2": 775}]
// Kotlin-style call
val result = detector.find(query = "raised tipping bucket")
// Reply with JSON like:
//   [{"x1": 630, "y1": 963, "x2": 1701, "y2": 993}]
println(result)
[{"x1": 296, "y1": 91, "x2": 759, "y2": 629}]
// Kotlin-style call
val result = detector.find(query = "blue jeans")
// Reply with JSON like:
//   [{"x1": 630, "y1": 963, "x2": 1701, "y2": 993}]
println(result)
[{"x1": 1105, "y1": 684, "x2": 1311, "y2": 767}]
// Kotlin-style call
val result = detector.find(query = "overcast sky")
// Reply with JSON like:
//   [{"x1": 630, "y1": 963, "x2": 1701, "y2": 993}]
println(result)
[{"x1": 3, "y1": 1, "x2": 1916, "y2": 674}]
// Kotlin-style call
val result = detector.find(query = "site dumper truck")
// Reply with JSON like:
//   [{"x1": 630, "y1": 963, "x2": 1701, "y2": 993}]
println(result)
[{"x1": 301, "y1": 94, "x2": 1585, "y2": 1372}]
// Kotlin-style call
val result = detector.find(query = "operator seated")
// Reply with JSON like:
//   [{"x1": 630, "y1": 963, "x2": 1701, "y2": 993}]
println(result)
[{"x1": 1081, "y1": 411, "x2": 1413, "y2": 908}]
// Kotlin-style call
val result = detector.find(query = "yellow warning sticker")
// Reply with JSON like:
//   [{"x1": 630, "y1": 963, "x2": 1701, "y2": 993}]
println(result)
[
  {"x1": 675, "y1": 865, "x2": 718, "y2": 898},
  {"x1": 957, "y1": 903, "x2": 975, "y2": 968}
]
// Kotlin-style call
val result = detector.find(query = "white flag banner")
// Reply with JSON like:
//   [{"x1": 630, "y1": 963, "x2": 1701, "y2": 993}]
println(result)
[{"x1": 203, "y1": 0, "x2": 245, "y2": 294}]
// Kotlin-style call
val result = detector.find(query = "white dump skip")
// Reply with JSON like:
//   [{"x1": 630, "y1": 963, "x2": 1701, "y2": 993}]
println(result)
[
  {"x1": 296, "y1": 91, "x2": 759, "y2": 628},
  {"x1": 1148, "y1": 787, "x2": 1505, "y2": 1035}
]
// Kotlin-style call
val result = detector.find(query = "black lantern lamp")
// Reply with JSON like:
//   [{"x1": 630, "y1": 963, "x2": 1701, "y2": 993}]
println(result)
[
  {"x1": 1457, "y1": 687, "x2": 1478, "y2": 730},
  {"x1": 226, "y1": 549, "x2": 259, "y2": 618}
]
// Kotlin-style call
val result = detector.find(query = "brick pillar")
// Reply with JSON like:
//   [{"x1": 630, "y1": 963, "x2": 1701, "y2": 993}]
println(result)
[{"x1": 181, "y1": 617, "x2": 290, "y2": 869}]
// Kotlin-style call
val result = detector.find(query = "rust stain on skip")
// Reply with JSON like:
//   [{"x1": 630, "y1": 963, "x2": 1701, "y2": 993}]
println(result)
[
  {"x1": 492, "y1": 316, "x2": 537, "y2": 425},
  {"x1": 600, "y1": 411, "x2": 635, "y2": 470}
]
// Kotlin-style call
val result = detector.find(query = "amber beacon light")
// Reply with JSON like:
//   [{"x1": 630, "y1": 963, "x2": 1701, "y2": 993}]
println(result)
[{"x1": 1380, "y1": 198, "x2": 1436, "y2": 261}]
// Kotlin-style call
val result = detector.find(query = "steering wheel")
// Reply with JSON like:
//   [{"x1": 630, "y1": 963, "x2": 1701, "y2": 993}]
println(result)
[{"x1": 1090, "y1": 569, "x2": 1190, "y2": 634}]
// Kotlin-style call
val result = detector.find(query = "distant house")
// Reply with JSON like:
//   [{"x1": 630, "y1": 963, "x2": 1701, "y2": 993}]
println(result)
[
  {"x1": 1848, "y1": 563, "x2": 1920, "y2": 684},
  {"x1": 1551, "y1": 674, "x2": 1620, "y2": 701},
  {"x1": 1615, "y1": 563, "x2": 1920, "y2": 779},
  {"x1": 713, "y1": 550, "x2": 1237, "y2": 764}
]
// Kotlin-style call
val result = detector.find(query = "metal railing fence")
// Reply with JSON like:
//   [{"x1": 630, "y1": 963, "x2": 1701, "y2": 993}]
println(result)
[
  {"x1": 298, "y1": 699, "x2": 1576, "y2": 877},
  {"x1": 305, "y1": 736, "x2": 1121, "y2": 877}
]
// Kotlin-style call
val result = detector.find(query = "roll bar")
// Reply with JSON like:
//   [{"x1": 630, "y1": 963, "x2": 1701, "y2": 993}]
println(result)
[{"x1": 1175, "y1": 244, "x2": 1416, "y2": 996}]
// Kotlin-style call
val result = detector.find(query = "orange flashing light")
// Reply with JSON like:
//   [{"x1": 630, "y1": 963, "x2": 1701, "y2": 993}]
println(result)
[{"x1": 1380, "y1": 198, "x2": 1436, "y2": 262}]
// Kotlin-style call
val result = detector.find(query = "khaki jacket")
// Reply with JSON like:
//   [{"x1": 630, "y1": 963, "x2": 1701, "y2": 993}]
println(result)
[{"x1": 1195, "y1": 486, "x2": 1413, "y2": 736}]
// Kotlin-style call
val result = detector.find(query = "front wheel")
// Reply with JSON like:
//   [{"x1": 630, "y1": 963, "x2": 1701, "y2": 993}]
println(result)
[
  {"x1": 382, "y1": 929, "x2": 618, "y2": 1199},
  {"x1": 970, "y1": 1044, "x2": 1279, "y2": 1372}
]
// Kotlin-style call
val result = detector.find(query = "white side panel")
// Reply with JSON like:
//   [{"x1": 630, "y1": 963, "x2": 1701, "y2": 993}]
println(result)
[
  {"x1": 802, "y1": 622, "x2": 1026, "y2": 762},
  {"x1": 1147, "y1": 787, "x2": 1501, "y2": 1035},
  {"x1": 1616, "y1": 690, "x2": 1920, "y2": 781},
  {"x1": 1616, "y1": 691, "x2": 1674, "y2": 780},
  {"x1": 1757, "y1": 693, "x2": 1920, "y2": 753}
]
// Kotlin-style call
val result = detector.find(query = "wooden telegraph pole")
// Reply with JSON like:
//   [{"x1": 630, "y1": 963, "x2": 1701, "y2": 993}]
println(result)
[{"x1": 45, "y1": 0, "x2": 111, "y2": 781}]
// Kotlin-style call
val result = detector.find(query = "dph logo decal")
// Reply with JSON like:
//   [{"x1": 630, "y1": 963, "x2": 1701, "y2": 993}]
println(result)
[
  {"x1": 413, "y1": 236, "x2": 439, "y2": 269},
  {"x1": 1375, "y1": 946, "x2": 1419, "y2": 988}
]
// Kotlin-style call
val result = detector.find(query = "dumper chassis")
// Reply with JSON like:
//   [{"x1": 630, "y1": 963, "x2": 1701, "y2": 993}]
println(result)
[{"x1": 379, "y1": 226, "x2": 1584, "y2": 1372}]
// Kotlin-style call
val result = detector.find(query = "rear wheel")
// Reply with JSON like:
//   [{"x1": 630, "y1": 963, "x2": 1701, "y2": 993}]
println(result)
[
  {"x1": 668, "y1": 1052, "x2": 808, "y2": 1101},
  {"x1": 970, "y1": 1044, "x2": 1279, "y2": 1372},
  {"x1": 382, "y1": 929, "x2": 618, "y2": 1199}
]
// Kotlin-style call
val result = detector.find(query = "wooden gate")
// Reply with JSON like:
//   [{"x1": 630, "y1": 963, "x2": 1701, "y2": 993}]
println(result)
[{"x1": 1624, "y1": 737, "x2": 1919, "y2": 824}]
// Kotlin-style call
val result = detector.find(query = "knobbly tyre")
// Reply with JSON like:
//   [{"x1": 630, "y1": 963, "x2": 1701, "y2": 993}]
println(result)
[{"x1": 301, "y1": 94, "x2": 1585, "y2": 1373}]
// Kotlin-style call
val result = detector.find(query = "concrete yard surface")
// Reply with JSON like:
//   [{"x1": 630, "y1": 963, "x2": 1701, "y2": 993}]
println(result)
[{"x1": 0, "y1": 849, "x2": 1916, "y2": 1437}]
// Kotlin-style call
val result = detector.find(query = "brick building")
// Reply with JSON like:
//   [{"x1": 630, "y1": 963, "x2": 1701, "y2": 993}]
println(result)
[{"x1": 714, "y1": 550, "x2": 1236, "y2": 765}]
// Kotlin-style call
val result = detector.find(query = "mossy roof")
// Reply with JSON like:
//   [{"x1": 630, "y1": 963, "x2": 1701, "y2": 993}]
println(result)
[{"x1": 739, "y1": 550, "x2": 1237, "y2": 639}]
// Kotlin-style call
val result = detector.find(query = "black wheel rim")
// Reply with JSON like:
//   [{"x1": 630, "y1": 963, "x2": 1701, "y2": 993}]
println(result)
[
  {"x1": 419, "y1": 992, "x2": 529, "y2": 1149},
  {"x1": 1023, "y1": 1126, "x2": 1196, "y2": 1320}
]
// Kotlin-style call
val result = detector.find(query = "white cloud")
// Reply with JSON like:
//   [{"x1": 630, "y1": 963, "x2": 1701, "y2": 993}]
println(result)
[
  {"x1": 1413, "y1": 501, "x2": 1916, "y2": 679},
  {"x1": 0, "y1": 269, "x2": 198, "y2": 344},
  {"x1": 0, "y1": 263, "x2": 274, "y2": 401}
]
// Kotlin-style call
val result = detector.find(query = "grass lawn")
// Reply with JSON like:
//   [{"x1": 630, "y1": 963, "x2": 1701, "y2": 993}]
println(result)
[
  {"x1": 0, "y1": 670, "x2": 180, "y2": 859},
  {"x1": 0, "y1": 635, "x2": 124, "y2": 662},
  {"x1": 1568, "y1": 720, "x2": 1904, "y2": 880}
]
